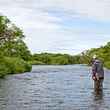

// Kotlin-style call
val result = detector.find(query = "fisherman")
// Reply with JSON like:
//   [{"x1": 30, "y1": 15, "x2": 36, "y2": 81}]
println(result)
[{"x1": 91, "y1": 55, "x2": 104, "y2": 91}]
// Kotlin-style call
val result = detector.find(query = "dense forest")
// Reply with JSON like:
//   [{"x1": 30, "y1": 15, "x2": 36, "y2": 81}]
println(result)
[{"x1": 0, "y1": 16, "x2": 32, "y2": 78}]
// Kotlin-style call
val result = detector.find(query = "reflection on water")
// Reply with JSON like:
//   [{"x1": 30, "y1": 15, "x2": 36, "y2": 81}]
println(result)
[
  {"x1": 90, "y1": 89, "x2": 104, "y2": 110},
  {"x1": 0, "y1": 65, "x2": 110, "y2": 110},
  {"x1": 94, "y1": 89, "x2": 103, "y2": 101}
]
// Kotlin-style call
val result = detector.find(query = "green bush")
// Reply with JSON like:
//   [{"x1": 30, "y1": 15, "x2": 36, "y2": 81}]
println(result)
[
  {"x1": 104, "y1": 61, "x2": 110, "y2": 69},
  {"x1": 29, "y1": 60, "x2": 45, "y2": 65},
  {"x1": 32, "y1": 53, "x2": 75, "y2": 65},
  {"x1": 4, "y1": 57, "x2": 32, "y2": 74},
  {"x1": 0, "y1": 64, "x2": 9, "y2": 78},
  {"x1": 0, "y1": 57, "x2": 32, "y2": 78}
]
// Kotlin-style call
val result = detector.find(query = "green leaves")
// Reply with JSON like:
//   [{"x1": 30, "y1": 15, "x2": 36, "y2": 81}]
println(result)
[
  {"x1": 0, "y1": 16, "x2": 32, "y2": 77},
  {"x1": 0, "y1": 16, "x2": 31, "y2": 60},
  {"x1": 0, "y1": 57, "x2": 32, "y2": 78},
  {"x1": 79, "y1": 42, "x2": 110, "y2": 69},
  {"x1": 0, "y1": 16, "x2": 24, "y2": 46},
  {"x1": 31, "y1": 53, "x2": 81, "y2": 65}
]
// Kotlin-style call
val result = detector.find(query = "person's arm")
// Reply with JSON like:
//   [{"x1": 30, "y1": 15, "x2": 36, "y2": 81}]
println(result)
[
  {"x1": 91, "y1": 63, "x2": 97, "y2": 80},
  {"x1": 92, "y1": 63, "x2": 97, "y2": 77}
]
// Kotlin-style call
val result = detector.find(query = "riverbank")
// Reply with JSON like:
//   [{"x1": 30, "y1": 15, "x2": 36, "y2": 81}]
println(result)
[{"x1": 0, "y1": 57, "x2": 32, "y2": 78}]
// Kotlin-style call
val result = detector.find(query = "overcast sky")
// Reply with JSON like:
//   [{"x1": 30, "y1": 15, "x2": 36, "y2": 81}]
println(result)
[{"x1": 0, "y1": 0, "x2": 110, "y2": 54}]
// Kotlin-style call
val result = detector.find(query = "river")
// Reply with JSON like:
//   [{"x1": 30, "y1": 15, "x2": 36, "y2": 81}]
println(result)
[{"x1": 0, "y1": 65, "x2": 110, "y2": 110}]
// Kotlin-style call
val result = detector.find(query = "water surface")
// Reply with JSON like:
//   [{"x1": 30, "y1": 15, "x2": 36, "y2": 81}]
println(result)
[{"x1": 0, "y1": 65, "x2": 110, "y2": 110}]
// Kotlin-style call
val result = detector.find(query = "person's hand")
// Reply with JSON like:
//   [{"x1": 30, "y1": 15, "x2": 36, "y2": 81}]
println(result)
[{"x1": 92, "y1": 76, "x2": 96, "y2": 80}]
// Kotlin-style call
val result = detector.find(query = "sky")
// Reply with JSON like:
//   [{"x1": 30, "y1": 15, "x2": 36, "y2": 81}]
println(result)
[{"x1": 0, "y1": 0, "x2": 110, "y2": 55}]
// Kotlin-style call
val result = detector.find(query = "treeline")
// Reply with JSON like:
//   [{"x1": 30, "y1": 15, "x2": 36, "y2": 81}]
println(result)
[
  {"x1": 0, "y1": 16, "x2": 32, "y2": 78},
  {"x1": 30, "y1": 53, "x2": 81, "y2": 65},
  {"x1": 79, "y1": 42, "x2": 110, "y2": 69},
  {"x1": 31, "y1": 42, "x2": 110, "y2": 69}
]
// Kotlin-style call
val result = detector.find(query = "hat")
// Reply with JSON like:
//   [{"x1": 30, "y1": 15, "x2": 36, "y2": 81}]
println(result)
[{"x1": 92, "y1": 54, "x2": 97, "y2": 59}]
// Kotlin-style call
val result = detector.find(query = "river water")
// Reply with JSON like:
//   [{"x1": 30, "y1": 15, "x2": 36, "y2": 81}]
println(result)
[{"x1": 0, "y1": 65, "x2": 110, "y2": 110}]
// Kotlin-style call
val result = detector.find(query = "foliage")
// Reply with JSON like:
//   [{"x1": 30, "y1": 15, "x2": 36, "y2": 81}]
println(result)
[
  {"x1": 0, "y1": 16, "x2": 24, "y2": 46},
  {"x1": 4, "y1": 57, "x2": 32, "y2": 74},
  {"x1": 0, "y1": 39, "x2": 31, "y2": 61},
  {"x1": 0, "y1": 16, "x2": 32, "y2": 78},
  {"x1": 29, "y1": 60, "x2": 45, "y2": 65},
  {"x1": 0, "y1": 16, "x2": 31, "y2": 60},
  {"x1": 78, "y1": 42, "x2": 110, "y2": 69},
  {"x1": 31, "y1": 41, "x2": 110, "y2": 69},
  {"x1": 31, "y1": 53, "x2": 81, "y2": 65},
  {"x1": 0, "y1": 57, "x2": 32, "y2": 78}
]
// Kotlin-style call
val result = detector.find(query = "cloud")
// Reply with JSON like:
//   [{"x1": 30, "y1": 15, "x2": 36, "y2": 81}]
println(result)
[
  {"x1": 0, "y1": 0, "x2": 110, "y2": 54},
  {"x1": 40, "y1": 0, "x2": 110, "y2": 20}
]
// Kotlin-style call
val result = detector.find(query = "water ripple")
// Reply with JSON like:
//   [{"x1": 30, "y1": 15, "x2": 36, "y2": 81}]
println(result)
[{"x1": 0, "y1": 65, "x2": 110, "y2": 110}]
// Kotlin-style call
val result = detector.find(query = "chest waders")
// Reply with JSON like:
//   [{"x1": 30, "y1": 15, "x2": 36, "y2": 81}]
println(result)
[{"x1": 94, "y1": 77, "x2": 104, "y2": 92}]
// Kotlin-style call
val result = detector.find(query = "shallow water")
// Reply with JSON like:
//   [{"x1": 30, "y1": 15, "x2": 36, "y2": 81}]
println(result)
[{"x1": 0, "y1": 65, "x2": 110, "y2": 110}]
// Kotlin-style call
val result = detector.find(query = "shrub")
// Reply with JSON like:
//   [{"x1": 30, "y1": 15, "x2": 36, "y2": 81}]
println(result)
[
  {"x1": 104, "y1": 61, "x2": 110, "y2": 69},
  {"x1": 4, "y1": 57, "x2": 32, "y2": 74},
  {"x1": 0, "y1": 64, "x2": 9, "y2": 78},
  {"x1": 0, "y1": 57, "x2": 32, "y2": 78},
  {"x1": 28, "y1": 60, "x2": 45, "y2": 65}
]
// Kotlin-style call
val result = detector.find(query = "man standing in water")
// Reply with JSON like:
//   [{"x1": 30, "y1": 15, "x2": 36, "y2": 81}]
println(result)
[{"x1": 91, "y1": 55, "x2": 104, "y2": 92}]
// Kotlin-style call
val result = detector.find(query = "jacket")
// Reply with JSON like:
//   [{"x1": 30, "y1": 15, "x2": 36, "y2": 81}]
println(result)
[{"x1": 92, "y1": 59, "x2": 104, "y2": 78}]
